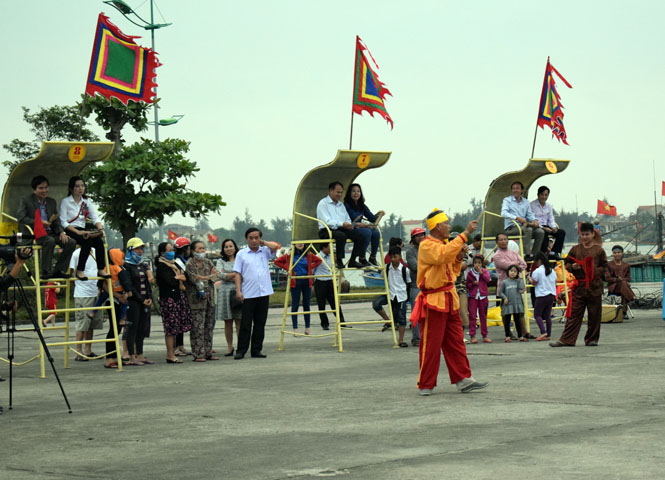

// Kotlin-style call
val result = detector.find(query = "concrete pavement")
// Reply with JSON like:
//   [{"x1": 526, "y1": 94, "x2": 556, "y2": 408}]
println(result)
[{"x1": 2, "y1": 303, "x2": 665, "y2": 479}]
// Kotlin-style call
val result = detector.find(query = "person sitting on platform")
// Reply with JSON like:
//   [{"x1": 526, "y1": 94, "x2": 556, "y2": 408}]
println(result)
[
  {"x1": 16, "y1": 175, "x2": 76, "y2": 279},
  {"x1": 60, "y1": 176, "x2": 109, "y2": 281},
  {"x1": 530, "y1": 185, "x2": 566, "y2": 259},
  {"x1": 343, "y1": 183, "x2": 384, "y2": 266},
  {"x1": 501, "y1": 181, "x2": 544, "y2": 260},
  {"x1": 606, "y1": 245, "x2": 635, "y2": 314},
  {"x1": 316, "y1": 181, "x2": 364, "y2": 269}
]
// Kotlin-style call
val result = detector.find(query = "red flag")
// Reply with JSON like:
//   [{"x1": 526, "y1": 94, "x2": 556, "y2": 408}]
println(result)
[
  {"x1": 352, "y1": 36, "x2": 393, "y2": 129},
  {"x1": 167, "y1": 229, "x2": 178, "y2": 240},
  {"x1": 597, "y1": 200, "x2": 617, "y2": 216},
  {"x1": 537, "y1": 57, "x2": 573, "y2": 145},
  {"x1": 661, "y1": 181, "x2": 665, "y2": 196},
  {"x1": 85, "y1": 13, "x2": 160, "y2": 105},
  {"x1": 33, "y1": 209, "x2": 47, "y2": 240},
  {"x1": 207, "y1": 233, "x2": 218, "y2": 244}
]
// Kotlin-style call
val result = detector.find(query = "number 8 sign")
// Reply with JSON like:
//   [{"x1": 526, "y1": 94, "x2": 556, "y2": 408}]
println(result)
[{"x1": 68, "y1": 145, "x2": 86, "y2": 163}]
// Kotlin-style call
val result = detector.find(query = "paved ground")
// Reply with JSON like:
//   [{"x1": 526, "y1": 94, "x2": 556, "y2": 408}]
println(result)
[{"x1": 2, "y1": 303, "x2": 665, "y2": 479}]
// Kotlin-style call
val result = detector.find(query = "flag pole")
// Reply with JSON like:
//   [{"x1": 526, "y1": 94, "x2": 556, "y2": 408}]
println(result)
[
  {"x1": 77, "y1": 93, "x2": 87, "y2": 141},
  {"x1": 530, "y1": 124, "x2": 538, "y2": 159},
  {"x1": 531, "y1": 57, "x2": 550, "y2": 159},
  {"x1": 349, "y1": 111, "x2": 354, "y2": 150}
]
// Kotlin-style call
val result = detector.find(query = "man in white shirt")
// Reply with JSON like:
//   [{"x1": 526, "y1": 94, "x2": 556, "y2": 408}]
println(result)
[
  {"x1": 233, "y1": 228, "x2": 280, "y2": 359},
  {"x1": 501, "y1": 181, "x2": 544, "y2": 260},
  {"x1": 70, "y1": 248, "x2": 104, "y2": 360},
  {"x1": 530, "y1": 185, "x2": 566, "y2": 259},
  {"x1": 316, "y1": 181, "x2": 364, "y2": 269}
]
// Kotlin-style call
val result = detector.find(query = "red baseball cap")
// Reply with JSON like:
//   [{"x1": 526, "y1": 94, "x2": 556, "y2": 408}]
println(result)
[{"x1": 410, "y1": 227, "x2": 425, "y2": 237}]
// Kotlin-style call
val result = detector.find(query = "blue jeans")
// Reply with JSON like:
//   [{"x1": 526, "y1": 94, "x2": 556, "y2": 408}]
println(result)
[
  {"x1": 290, "y1": 279, "x2": 311, "y2": 328},
  {"x1": 355, "y1": 227, "x2": 380, "y2": 259}
]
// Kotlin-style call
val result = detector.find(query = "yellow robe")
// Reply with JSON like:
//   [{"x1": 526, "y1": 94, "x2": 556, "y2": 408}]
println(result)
[{"x1": 416, "y1": 233, "x2": 467, "y2": 312}]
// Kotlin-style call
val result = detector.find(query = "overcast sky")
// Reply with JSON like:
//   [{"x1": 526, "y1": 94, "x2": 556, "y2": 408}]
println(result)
[{"x1": 2, "y1": 1, "x2": 664, "y2": 228}]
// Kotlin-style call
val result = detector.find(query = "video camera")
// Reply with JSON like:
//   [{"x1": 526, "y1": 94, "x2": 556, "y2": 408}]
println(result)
[{"x1": 0, "y1": 234, "x2": 34, "y2": 263}]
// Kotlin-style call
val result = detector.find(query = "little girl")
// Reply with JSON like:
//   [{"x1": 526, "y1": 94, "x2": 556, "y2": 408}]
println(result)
[
  {"x1": 274, "y1": 244, "x2": 322, "y2": 335},
  {"x1": 529, "y1": 252, "x2": 558, "y2": 341},
  {"x1": 499, "y1": 264, "x2": 526, "y2": 342},
  {"x1": 43, "y1": 282, "x2": 61, "y2": 327},
  {"x1": 466, "y1": 255, "x2": 491, "y2": 343}
]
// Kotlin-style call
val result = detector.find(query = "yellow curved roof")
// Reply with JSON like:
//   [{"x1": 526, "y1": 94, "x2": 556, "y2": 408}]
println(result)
[
  {"x1": 1, "y1": 141, "x2": 114, "y2": 237},
  {"x1": 292, "y1": 150, "x2": 391, "y2": 241},
  {"x1": 482, "y1": 158, "x2": 570, "y2": 237}
]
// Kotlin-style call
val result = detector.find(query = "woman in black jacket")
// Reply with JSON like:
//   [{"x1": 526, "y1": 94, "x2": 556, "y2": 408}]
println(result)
[{"x1": 123, "y1": 238, "x2": 153, "y2": 366}]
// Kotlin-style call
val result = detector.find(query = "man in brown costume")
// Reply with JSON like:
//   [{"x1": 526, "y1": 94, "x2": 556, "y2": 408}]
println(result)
[{"x1": 550, "y1": 222, "x2": 608, "y2": 347}]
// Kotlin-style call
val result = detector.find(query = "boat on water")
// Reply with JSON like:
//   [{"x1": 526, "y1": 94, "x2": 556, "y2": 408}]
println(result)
[{"x1": 362, "y1": 271, "x2": 384, "y2": 287}]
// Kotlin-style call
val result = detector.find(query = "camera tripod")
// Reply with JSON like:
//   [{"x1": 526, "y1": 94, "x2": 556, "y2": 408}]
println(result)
[{"x1": 2, "y1": 275, "x2": 71, "y2": 413}]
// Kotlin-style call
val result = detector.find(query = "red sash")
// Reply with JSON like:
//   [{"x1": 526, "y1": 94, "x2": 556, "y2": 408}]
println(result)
[
  {"x1": 409, "y1": 284, "x2": 454, "y2": 326},
  {"x1": 568, "y1": 256, "x2": 594, "y2": 289}
]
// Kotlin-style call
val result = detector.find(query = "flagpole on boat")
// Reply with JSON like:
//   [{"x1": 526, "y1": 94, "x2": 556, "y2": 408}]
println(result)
[{"x1": 349, "y1": 112, "x2": 354, "y2": 150}]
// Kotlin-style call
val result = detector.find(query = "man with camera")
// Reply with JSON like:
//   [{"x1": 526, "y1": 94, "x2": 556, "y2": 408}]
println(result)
[
  {"x1": 16, "y1": 175, "x2": 76, "y2": 279},
  {"x1": 0, "y1": 247, "x2": 32, "y2": 383}
]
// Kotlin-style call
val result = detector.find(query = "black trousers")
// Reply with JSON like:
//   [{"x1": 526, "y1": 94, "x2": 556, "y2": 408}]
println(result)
[
  {"x1": 318, "y1": 227, "x2": 363, "y2": 260},
  {"x1": 67, "y1": 230, "x2": 106, "y2": 272},
  {"x1": 502, "y1": 313, "x2": 524, "y2": 338},
  {"x1": 36, "y1": 233, "x2": 76, "y2": 275},
  {"x1": 125, "y1": 300, "x2": 147, "y2": 356},
  {"x1": 106, "y1": 301, "x2": 123, "y2": 359},
  {"x1": 313, "y1": 279, "x2": 344, "y2": 328},
  {"x1": 541, "y1": 228, "x2": 566, "y2": 254},
  {"x1": 237, "y1": 296, "x2": 269, "y2": 356}
]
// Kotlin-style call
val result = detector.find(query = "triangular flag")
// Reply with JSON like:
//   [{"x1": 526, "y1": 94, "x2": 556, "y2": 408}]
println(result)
[
  {"x1": 168, "y1": 229, "x2": 178, "y2": 240},
  {"x1": 33, "y1": 209, "x2": 47, "y2": 240}
]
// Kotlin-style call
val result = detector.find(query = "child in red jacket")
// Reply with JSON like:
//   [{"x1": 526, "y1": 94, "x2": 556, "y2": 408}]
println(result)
[
  {"x1": 466, "y1": 255, "x2": 491, "y2": 343},
  {"x1": 274, "y1": 244, "x2": 322, "y2": 335}
]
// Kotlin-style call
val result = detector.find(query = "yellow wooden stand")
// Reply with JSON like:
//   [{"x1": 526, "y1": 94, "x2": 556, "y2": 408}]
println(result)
[
  {"x1": 278, "y1": 149, "x2": 397, "y2": 352},
  {"x1": 0, "y1": 141, "x2": 123, "y2": 376}
]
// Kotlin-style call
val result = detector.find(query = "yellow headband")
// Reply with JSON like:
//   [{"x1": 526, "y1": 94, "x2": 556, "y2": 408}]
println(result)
[{"x1": 426, "y1": 209, "x2": 449, "y2": 231}]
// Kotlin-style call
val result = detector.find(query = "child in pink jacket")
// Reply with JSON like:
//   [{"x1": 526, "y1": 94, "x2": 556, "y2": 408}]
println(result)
[{"x1": 466, "y1": 255, "x2": 492, "y2": 343}]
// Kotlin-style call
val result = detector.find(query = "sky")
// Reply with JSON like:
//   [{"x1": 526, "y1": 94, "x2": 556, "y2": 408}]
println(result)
[{"x1": 2, "y1": 1, "x2": 664, "y2": 229}]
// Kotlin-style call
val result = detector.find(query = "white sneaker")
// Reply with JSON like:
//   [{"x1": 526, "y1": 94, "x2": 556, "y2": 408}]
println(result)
[
  {"x1": 456, "y1": 377, "x2": 489, "y2": 393},
  {"x1": 419, "y1": 388, "x2": 433, "y2": 396}
]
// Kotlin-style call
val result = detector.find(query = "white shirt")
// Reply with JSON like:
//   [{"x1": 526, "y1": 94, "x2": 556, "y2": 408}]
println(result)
[
  {"x1": 387, "y1": 263, "x2": 410, "y2": 303},
  {"x1": 316, "y1": 195, "x2": 352, "y2": 230},
  {"x1": 531, "y1": 265, "x2": 557, "y2": 297},
  {"x1": 313, "y1": 251, "x2": 333, "y2": 281},
  {"x1": 233, "y1": 245, "x2": 275, "y2": 299},
  {"x1": 60, "y1": 195, "x2": 100, "y2": 229},
  {"x1": 69, "y1": 249, "x2": 99, "y2": 297}
]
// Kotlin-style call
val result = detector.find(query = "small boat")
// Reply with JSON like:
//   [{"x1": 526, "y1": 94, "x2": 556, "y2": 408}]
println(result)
[{"x1": 362, "y1": 271, "x2": 385, "y2": 287}]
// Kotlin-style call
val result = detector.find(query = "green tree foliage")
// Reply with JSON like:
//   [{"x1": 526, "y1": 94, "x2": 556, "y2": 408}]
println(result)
[
  {"x1": 2, "y1": 105, "x2": 98, "y2": 173},
  {"x1": 81, "y1": 95, "x2": 151, "y2": 151},
  {"x1": 85, "y1": 138, "x2": 225, "y2": 246},
  {"x1": 380, "y1": 213, "x2": 405, "y2": 242}
]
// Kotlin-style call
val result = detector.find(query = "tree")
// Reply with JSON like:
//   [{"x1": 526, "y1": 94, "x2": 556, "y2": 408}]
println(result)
[
  {"x1": 381, "y1": 213, "x2": 404, "y2": 242},
  {"x1": 85, "y1": 138, "x2": 225, "y2": 246},
  {"x1": 268, "y1": 217, "x2": 293, "y2": 246},
  {"x1": 232, "y1": 209, "x2": 268, "y2": 241},
  {"x1": 3, "y1": 105, "x2": 99, "y2": 173},
  {"x1": 82, "y1": 95, "x2": 151, "y2": 153}
]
